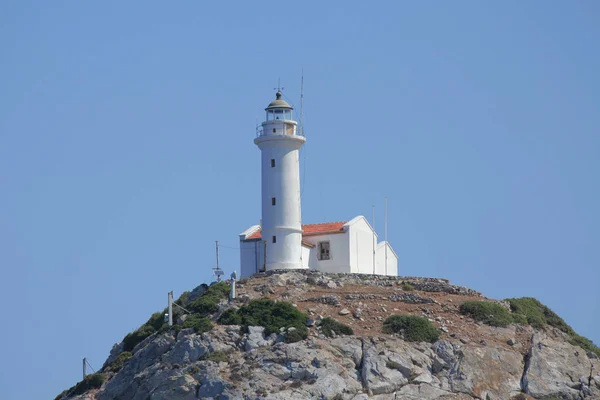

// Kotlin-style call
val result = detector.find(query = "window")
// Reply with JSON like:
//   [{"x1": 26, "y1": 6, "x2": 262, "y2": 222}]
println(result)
[
  {"x1": 271, "y1": 197, "x2": 276, "y2": 206},
  {"x1": 273, "y1": 128, "x2": 276, "y2": 133},
  {"x1": 318, "y1": 241, "x2": 331, "y2": 260},
  {"x1": 271, "y1": 159, "x2": 275, "y2": 168},
  {"x1": 272, "y1": 236, "x2": 277, "y2": 243}
]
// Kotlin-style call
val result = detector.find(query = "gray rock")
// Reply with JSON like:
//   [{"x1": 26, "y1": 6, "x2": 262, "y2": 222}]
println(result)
[
  {"x1": 523, "y1": 332, "x2": 600, "y2": 400},
  {"x1": 338, "y1": 308, "x2": 350, "y2": 315},
  {"x1": 244, "y1": 326, "x2": 270, "y2": 351}
]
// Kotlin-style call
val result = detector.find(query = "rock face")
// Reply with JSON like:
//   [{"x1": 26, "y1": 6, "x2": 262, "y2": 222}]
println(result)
[
  {"x1": 58, "y1": 271, "x2": 600, "y2": 400},
  {"x1": 66, "y1": 326, "x2": 599, "y2": 400},
  {"x1": 523, "y1": 332, "x2": 600, "y2": 400}
]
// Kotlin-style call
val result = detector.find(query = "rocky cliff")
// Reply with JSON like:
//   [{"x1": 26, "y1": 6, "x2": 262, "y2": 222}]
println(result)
[{"x1": 56, "y1": 271, "x2": 599, "y2": 400}]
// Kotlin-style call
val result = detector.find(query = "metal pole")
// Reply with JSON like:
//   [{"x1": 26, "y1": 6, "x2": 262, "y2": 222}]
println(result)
[
  {"x1": 168, "y1": 291, "x2": 173, "y2": 327},
  {"x1": 372, "y1": 204, "x2": 376, "y2": 274},
  {"x1": 83, "y1": 357, "x2": 87, "y2": 379},
  {"x1": 215, "y1": 241, "x2": 220, "y2": 282},
  {"x1": 263, "y1": 240, "x2": 267, "y2": 272},
  {"x1": 385, "y1": 197, "x2": 388, "y2": 276}
]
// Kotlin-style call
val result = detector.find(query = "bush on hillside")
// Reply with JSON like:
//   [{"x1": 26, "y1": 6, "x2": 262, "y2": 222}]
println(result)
[
  {"x1": 507, "y1": 297, "x2": 573, "y2": 334},
  {"x1": 569, "y1": 334, "x2": 600, "y2": 357},
  {"x1": 320, "y1": 317, "x2": 353, "y2": 338},
  {"x1": 104, "y1": 351, "x2": 132, "y2": 373},
  {"x1": 56, "y1": 373, "x2": 106, "y2": 399},
  {"x1": 382, "y1": 315, "x2": 440, "y2": 343},
  {"x1": 218, "y1": 299, "x2": 309, "y2": 342},
  {"x1": 218, "y1": 308, "x2": 242, "y2": 325},
  {"x1": 123, "y1": 324, "x2": 156, "y2": 352},
  {"x1": 202, "y1": 350, "x2": 230, "y2": 363},
  {"x1": 182, "y1": 314, "x2": 214, "y2": 333},
  {"x1": 188, "y1": 281, "x2": 230, "y2": 316},
  {"x1": 401, "y1": 281, "x2": 415, "y2": 291},
  {"x1": 459, "y1": 301, "x2": 514, "y2": 327}
]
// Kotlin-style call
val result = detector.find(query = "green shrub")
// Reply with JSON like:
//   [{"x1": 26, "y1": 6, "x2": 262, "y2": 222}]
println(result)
[
  {"x1": 507, "y1": 297, "x2": 573, "y2": 334},
  {"x1": 382, "y1": 315, "x2": 440, "y2": 342},
  {"x1": 506, "y1": 297, "x2": 599, "y2": 356},
  {"x1": 510, "y1": 313, "x2": 528, "y2": 325},
  {"x1": 285, "y1": 328, "x2": 307, "y2": 343},
  {"x1": 202, "y1": 350, "x2": 230, "y2": 363},
  {"x1": 218, "y1": 308, "x2": 242, "y2": 325},
  {"x1": 175, "y1": 291, "x2": 190, "y2": 306},
  {"x1": 569, "y1": 334, "x2": 600, "y2": 357},
  {"x1": 205, "y1": 281, "x2": 231, "y2": 298},
  {"x1": 320, "y1": 317, "x2": 353, "y2": 338},
  {"x1": 104, "y1": 351, "x2": 132, "y2": 373},
  {"x1": 63, "y1": 374, "x2": 105, "y2": 397},
  {"x1": 401, "y1": 281, "x2": 415, "y2": 291},
  {"x1": 182, "y1": 314, "x2": 214, "y2": 333},
  {"x1": 218, "y1": 299, "x2": 308, "y2": 341},
  {"x1": 459, "y1": 301, "x2": 514, "y2": 327},
  {"x1": 123, "y1": 324, "x2": 156, "y2": 352},
  {"x1": 189, "y1": 295, "x2": 221, "y2": 315}
]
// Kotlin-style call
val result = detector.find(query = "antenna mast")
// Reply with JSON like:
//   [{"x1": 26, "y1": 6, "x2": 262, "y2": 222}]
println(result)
[
  {"x1": 300, "y1": 69, "x2": 304, "y2": 136},
  {"x1": 384, "y1": 197, "x2": 388, "y2": 276},
  {"x1": 213, "y1": 240, "x2": 224, "y2": 281}
]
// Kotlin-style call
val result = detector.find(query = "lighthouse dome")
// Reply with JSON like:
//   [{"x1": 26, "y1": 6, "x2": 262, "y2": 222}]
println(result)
[{"x1": 265, "y1": 91, "x2": 293, "y2": 110}]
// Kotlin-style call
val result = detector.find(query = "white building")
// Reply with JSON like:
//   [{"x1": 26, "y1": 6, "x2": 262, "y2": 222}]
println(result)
[{"x1": 239, "y1": 91, "x2": 398, "y2": 278}]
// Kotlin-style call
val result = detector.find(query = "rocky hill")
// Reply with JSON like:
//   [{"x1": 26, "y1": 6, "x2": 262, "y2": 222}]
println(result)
[{"x1": 56, "y1": 271, "x2": 599, "y2": 400}]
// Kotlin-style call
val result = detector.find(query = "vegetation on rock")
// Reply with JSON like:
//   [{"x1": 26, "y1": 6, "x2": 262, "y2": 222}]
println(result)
[
  {"x1": 182, "y1": 314, "x2": 214, "y2": 333},
  {"x1": 218, "y1": 299, "x2": 309, "y2": 342},
  {"x1": 121, "y1": 282, "x2": 227, "y2": 352},
  {"x1": 382, "y1": 314, "x2": 440, "y2": 342},
  {"x1": 104, "y1": 351, "x2": 132, "y2": 373},
  {"x1": 188, "y1": 281, "x2": 230, "y2": 316},
  {"x1": 320, "y1": 317, "x2": 353, "y2": 337},
  {"x1": 459, "y1": 301, "x2": 515, "y2": 327},
  {"x1": 202, "y1": 350, "x2": 230, "y2": 363},
  {"x1": 507, "y1": 297, "x2": 599, "y2": 356},
  {"x1": 55, "y1": 373, "x2": 105, "y2": 399}
]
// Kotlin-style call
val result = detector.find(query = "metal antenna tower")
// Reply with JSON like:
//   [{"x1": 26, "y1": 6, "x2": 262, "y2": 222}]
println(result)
[
  {"x1": 300, "y1": 69, "x2": 304, "y2": 136},
  {"x1": 213, "y1": 240, "x2": 224, "y2": 281}
]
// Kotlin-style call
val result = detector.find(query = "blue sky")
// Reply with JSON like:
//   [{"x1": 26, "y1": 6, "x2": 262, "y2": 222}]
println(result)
[{"x1": 1, "y1": 1, "x2": 598, "y2": 398}]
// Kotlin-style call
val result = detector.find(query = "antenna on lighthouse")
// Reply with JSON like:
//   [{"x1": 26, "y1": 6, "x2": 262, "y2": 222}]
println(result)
[
  {"x1": 213, "y1": 241, "x2": 224, "y2": 281},
  {"x1": 300, "y1": 69, "x2": 304, "y2": 136}
]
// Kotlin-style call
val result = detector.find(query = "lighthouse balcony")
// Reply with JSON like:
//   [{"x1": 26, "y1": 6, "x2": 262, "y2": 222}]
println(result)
[{"x1": 256, "y1": 121, "x2": 303, "y2": 138}]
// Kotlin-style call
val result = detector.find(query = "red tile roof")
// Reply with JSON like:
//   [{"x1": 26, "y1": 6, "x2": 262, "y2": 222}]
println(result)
[{"x1": 245, "y1": 221, "x2": 347, "y2": 241}]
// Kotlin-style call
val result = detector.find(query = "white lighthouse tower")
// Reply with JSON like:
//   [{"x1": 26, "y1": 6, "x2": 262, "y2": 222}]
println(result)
[{"x1": 254, "y1": 90, "x2": 306, "y2": 271}]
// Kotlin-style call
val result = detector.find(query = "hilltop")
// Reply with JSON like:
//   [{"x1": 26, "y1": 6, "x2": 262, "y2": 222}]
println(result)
[{"x1": 56, "y1": 270, "x2": 599, "y2": 400}]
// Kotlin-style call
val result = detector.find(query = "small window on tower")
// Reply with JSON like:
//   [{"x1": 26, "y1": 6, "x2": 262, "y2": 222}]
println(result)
[
  {"x1": 271, "y1": 159, "x2": 275, "y2": 168},
  {"x1": 271, "y1": 197, "x2": 276, "y2": 206},
  {"x1": 318, "y1": 241, "x2": 331, "y2": 260},
  {"x1": 272, "y1": 236, "x2": 277, "y2": 243},
  {"x1": 273, "y1": 128, "x2": 276, "y2": 133}
]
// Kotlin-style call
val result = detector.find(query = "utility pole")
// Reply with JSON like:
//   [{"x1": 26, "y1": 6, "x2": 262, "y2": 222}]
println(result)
[
  {"x1": 82, "y1": 358, "x2": 87, "y2": 379},
  {"x1": 384, "y1": 197, "x2": 388, "y2": 276},
  {"x1": 372, "y1": 204, "x2": 376, "y2": 274},
  {"x1": 213, "y1": 241, "x2": 223, "y2": 282},
  {"x1": 167, "y1": 291, "x2": 173, "y2": 327}
]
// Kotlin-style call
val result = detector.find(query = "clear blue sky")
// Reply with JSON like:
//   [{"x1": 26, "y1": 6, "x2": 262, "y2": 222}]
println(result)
[{"x1": 1, "y1": 2, "x2": 598, "y2": 398}]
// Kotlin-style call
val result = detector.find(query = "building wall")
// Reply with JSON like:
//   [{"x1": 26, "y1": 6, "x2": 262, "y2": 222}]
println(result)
[
  {"x1": 346, "y1": 216, "x2": 378, "y2": 274},
  {"x1": 376, "y1": 241, "x2": 398, "y2": 276},
  {"x1": 305, "y1": 232, "x2": 350, "y2": 273},
  {"x1": 301, "y1": 245, "x2": 311, "y2": 269},
  {"x1": 240, "y1": 239, "x2": 265, "y2": 278}
]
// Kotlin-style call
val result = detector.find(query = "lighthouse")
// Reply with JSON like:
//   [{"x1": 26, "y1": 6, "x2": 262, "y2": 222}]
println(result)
[{"x1": 254, "y1": 90, "x2": 306, "y2": 271}]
